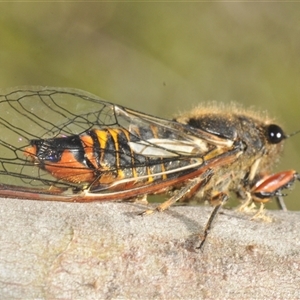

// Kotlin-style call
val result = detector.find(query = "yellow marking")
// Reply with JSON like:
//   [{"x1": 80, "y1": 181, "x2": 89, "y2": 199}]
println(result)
[
  {"x1": 203, "y1": 148, "x2": 226, "y2": 161},
  {"x1": 93, "y1": 129, "x2": 108, "y2": 163},
  {"x1": 161, "y1": 162, "x2": 167, "y2": 180},
  {"x1": 150, "y1": 124, "x2": 159, "y2": 138},
  {"x1": 146, "y1": 160, "x2": 154, "y2": 183},
  {"x1": 130, "y1": 125, "x2": 140, "y2": 137},
  {"x1": 106, "y1": 128, "x2": 120, "y2": 165},
  {"x1": 95, "y1": 130, "x2": 108, "y2": 150},
  {"x1": 106, "y1": 128, "x2": 126, "y2": 179},
  {"x1": 80, "y1": 134, "x2": 96, "y2": 167},
  {"x1": 146, "y1": 161, "x2": 171, "y2": 184}
]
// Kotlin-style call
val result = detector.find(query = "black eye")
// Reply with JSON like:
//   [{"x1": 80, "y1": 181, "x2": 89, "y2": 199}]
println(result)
[{"x1": 267, "y1": 124, "x2": 285, "y2": 144}]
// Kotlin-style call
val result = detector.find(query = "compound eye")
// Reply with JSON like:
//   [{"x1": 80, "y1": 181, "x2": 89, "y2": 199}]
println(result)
[{"x1": 267, "y1": 124, "x2": 285, "y2": 144}]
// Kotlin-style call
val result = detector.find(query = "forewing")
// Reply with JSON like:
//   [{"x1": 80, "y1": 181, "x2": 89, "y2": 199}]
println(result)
[{"x1": 0, "y1": 87, "x2": 235, "y2": 198}]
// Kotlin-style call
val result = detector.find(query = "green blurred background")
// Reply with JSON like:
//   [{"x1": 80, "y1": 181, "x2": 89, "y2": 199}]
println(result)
[{"x1": 1, "y1": 3, "x2": 300, "y2": 210}]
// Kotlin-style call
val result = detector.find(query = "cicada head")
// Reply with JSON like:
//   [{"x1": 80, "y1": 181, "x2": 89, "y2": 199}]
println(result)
[{"x1": 174, "y1": 103, "x2": 287, "y2": 183}]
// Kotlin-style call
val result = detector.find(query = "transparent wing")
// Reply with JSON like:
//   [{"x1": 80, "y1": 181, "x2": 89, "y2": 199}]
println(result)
[
  {"x1": 0, "y1": 87, "x2": 234, "y2": 196},
  {"x1": 0, "y1": 88, "x2": 112, "y2": 188}
]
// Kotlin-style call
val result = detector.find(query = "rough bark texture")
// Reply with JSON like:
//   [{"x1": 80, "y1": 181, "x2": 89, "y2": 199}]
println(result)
[{"x1": 0, "y1": 198, "x2": 299, "y2": 299}]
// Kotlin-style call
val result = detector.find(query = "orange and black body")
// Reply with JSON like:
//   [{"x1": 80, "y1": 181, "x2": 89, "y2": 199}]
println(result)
[
  {"x1": 0, "y1": 87, "x2": 298, "y2": 248},
  {"x1": 26, "y1": 128, "x2": 199, "y2": 194}
]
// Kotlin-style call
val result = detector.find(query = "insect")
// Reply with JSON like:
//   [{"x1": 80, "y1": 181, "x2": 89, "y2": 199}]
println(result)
[{"x1": 0, "y1": 87, "x2": 298, "y2": 248}]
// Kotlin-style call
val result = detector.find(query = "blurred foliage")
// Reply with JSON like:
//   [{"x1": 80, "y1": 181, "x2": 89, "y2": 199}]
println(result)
[{"x1": 1, "y1": 2, "x2": 300, "y2": 210}]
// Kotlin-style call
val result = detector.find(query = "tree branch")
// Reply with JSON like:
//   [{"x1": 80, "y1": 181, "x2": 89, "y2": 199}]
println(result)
[{"x1": 0, "y1": 198, "x2": 299, "y2": 299}]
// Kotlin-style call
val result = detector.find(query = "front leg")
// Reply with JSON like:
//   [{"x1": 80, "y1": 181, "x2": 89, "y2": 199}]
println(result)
[
  {"x1": 251, "y1": 170, "x2": 299, "y2": 204},
  {"x1": 237, "y1": 170, "x2": 299, "y2": 221}
]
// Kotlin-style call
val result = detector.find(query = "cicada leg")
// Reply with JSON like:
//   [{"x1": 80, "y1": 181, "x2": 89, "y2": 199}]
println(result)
[
  {"x1": 140, "y1": 169, "x2": 230, "y2": 250},
  {"x1": 275, "y1": 195, "x2": 288, "y2": 212},
  {"x1": 251, "y1": 170, "x2": 299, "y2": 202},
  {"x1": 238, "y1": 170, "x2": 299, "y2": 213},
  {"x1": 197, "y1": 192, "x2": 228, "y2": 250},
  {"x1": 141, "y1": 169, "x2": 214, "y2": 215},
  {"x1": 237, "y1": 191, "x2": 258, "y2": 214},
  {"x1": 249, "y1": 170, "x2": 300, "y2": 219},
  {"x1": 131, "y1": 194, "x2": 149, "y2": 205}
]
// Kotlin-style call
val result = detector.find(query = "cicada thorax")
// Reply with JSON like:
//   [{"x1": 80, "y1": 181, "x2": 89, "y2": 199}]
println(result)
[
  {"x1": 175, "y1": 111, "x2": 287, "y2": 200},
  {"x1": 24, "y1": 126, "x2": 196, "y2": 192}
]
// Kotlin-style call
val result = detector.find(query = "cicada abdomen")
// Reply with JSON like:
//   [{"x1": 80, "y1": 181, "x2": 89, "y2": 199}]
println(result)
[{"x1": 24, "y1": 124, "x2": 205, "y2": 196}]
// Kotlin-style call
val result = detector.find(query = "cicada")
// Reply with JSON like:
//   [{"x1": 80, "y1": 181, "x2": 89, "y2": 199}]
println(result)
[{"x1": 0, "y1": 87, "x2": 298, "y2": 248}]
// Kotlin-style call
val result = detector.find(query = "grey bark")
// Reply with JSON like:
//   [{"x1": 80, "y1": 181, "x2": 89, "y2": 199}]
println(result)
[{"x1": 0, "y1": 198, "x2": 299, "y2": 299}]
